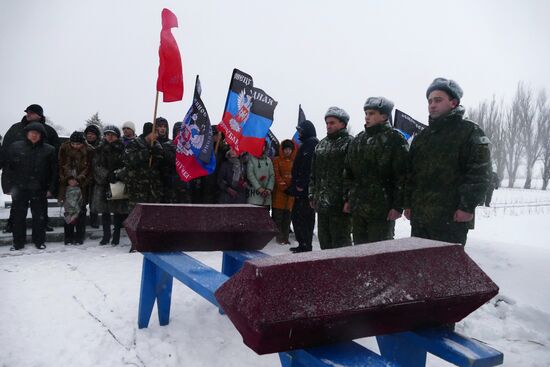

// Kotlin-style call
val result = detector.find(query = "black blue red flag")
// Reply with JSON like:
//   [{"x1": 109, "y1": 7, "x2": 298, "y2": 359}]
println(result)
[
  {"x1": 394, "y1": 109, "x2": 427, "y2": 141},
  {"x1": 175, "y1": 75, "x2": 216, "y2": 182},
  {"x1": 292, "y1": 104, "x2": 306, "y2": 148},
  {"x1": 218, "y1": 69, "x2": 278, "y2": 157}
]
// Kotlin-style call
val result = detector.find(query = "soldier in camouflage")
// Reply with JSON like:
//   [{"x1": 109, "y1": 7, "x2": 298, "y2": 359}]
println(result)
[
  {"x1": 404, "y1": 78, "x2": 492, "y2": 246},
  {"x1": 309, "y1": 107, "x2": 353, "y2": 250},
  {"x1": 344, "y1": 97, "x2": 409, "y2": 244},
  {"x1": 117, "y1": 123, "x2": 165, "y2": 211}
]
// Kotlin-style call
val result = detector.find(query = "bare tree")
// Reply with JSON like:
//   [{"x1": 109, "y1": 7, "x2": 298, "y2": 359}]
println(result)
[
  {"x1": 514, "y1": 83, "x2": 544, "y2": 189},
  {"x1": 45, "y1": 116, "x2": 68, "y2": 136},
  {"x1": 470, "y1": 96, "x2": 506, "y2": 186},
  {"x1": 538, "y1": 91, "x2": 550, "y2": 190},
  {"x1": 503, "y1": 101, "x2": 524, "y2": 188}
]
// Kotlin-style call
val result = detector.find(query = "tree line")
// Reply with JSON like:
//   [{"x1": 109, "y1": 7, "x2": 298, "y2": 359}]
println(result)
[{"x1": 469, "y1": 82, "x2": 550, "y2": 190}]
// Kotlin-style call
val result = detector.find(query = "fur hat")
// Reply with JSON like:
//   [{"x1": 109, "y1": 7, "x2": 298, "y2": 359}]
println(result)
[
  {"x1": 24, "y1": 104, "x2": 44, "y2": 117},
  {"x1": 69, "y1": 131, "x2": 86, "y2": 144},
  {"x1": 325, "y1": 106, "x2": 350, "y2": 125},
  {"x1": 426, "y1": 77, "x2": 463, "y2": 102},
  {"x1": 363, "y1": 96, "x2": 395, "y2": 117},
  {"x1": 103, "y1": 125, "x2": 121, "y2": 138},
  {"x1": 122, "y1": 121, "x2": 136, "y2": 132}
]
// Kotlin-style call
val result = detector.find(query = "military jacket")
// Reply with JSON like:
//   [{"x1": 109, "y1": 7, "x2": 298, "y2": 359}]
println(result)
[{"x1": 344, "y1": 122, "x2": 408, "y2": 220}]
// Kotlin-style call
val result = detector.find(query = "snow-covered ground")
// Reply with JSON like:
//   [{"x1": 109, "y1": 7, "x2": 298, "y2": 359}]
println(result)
[{"x1": 1, "y1": 188, "x2": 549, "y2": 367}]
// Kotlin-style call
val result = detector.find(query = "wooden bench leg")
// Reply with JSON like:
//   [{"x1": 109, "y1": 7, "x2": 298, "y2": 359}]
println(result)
[
  {"x1": 377, "y1": 334, "x2": 427, "y2": 367},
  {"x1": 156, "y1": 267, "x2": 173, "y2": 326},
  {"x1": 138, "y1": 257, "x2": 158, "y2": 329}
]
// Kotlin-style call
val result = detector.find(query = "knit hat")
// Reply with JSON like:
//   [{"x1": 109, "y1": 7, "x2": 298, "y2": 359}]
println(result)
[
  {"x1": 363, "y1": 96, "x2": 395, "y2": 117},
  {"x1": 84, "y1": 124, "x2": 101, "y2": 137},
  {"x1": 426, "y1": 77, "x2": 463, "y2": 102},
  {"x1": 103, "y1": 125, "x2": 121, "y2": 138},
  {"x1": 24, "y1": 122, "x2": 46, "y2": 136},
  {"x1": 122, "y1": 121, "x2": 136, "y2": 132},
  {"x1": 69, "y1": 131, "x2": 86, "y2": 144},
  {"x1": 325, "y1": 106, "x2": 350, "y2": 125},
  {"x1": 24, "y1": 104, "x2": 44, "y2": 117},
  {"x1": 142, "y1": 122, "x2": 153, "y2": 137}
]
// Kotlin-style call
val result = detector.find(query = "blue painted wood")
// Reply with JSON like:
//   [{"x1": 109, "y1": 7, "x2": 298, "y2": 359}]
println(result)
[
  {"x1": 156, "y1": 267, "x2": 173, "y2": 326},
  {"x1": 281, "y1": 342, "x2": 398, "y2": 367},
  {"x1": 221, "y1": 250, "x2": 269, "y2": 277},
  {"x1": 400, "y1": 329, "x2": 504, "y2": 367},
  {"x1": 377, "y1": 334, "x2": 427, "y2": 367},
  {"x1": 143, "y1": 252, "x2": 228, "y2": 308},
  {"x1": 138, "y1": 257, "x2": 158, "y2": 329}
]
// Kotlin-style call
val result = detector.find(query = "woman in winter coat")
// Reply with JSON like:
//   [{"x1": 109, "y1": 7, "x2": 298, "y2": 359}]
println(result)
[
  {"x1": 217, "y1": 148, "x2": 248, "y2": 204},
  {"x1": 91, "y1": 125, "x2": 129, "y2": 245},
  {"x1": 246, "y1": 144, "x2": 275, "y2": 208},
  {"x1": 58, "y1": 131, "x2": 93, "y2": 244},
  {"x1": 271, "y1": 139, "x2": 296, "y2": 244}
]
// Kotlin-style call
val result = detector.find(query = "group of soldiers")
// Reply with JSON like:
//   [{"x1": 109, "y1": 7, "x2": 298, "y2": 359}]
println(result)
[
  {"x1": 294, "y1": 77, "x2": 492, "y2": 252},
  {"x1": 0, "y1": 77, "x2": 492, "y2": 252}
]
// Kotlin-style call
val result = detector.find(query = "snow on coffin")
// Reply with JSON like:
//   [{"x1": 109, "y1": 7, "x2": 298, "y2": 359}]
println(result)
[
  {"x1": 124, "y1": 203, "x2": 278, "y2": 252},
  {"x1": 215, "y1": 237, "x2": 499, "y2": 355}
]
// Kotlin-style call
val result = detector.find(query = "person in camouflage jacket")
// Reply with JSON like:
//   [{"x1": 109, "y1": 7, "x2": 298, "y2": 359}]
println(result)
[
  {"x1": 91, "y1": 125, "x2": 129, "y2": 245},
  {"x1": 404, "y1": 78, "x2": 491, "y2": 246},
  {"x1": 309, "y1": 107, "x2": 353, "y2": 250},
  {"x1": 344, "y1": 97, "x2": 408, "y2": 244},
  {"x1": 117, "y1": 123, "x2": 165, "y2": 211}
]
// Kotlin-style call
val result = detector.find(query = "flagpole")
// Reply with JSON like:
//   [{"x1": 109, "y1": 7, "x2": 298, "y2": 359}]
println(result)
[
  {"x1": 149, "y1": 90, "x2": 160, "y2": 167},
  {"x1": 215, "y1": 68, "x2": 237, "y2": 154}
]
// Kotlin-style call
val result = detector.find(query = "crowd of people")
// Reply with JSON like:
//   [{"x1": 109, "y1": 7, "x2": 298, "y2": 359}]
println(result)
[{"x1": 0, "y1": 77, "x2": 493, "y2": 253}]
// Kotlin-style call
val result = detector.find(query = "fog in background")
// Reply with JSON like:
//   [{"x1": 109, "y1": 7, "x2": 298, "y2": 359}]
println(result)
[{"x1": 1, "y1": 0, "x2": 549, "y2": 139}]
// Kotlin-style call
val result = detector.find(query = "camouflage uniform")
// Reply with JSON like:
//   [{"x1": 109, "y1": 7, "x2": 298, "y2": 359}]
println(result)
[
  {"x1": 344, "y1": 122, "x2": 409, "y2": 244},
  {"x1": 309, "y1": 128, "x2": 353, "y2": 249},
  {"x1": 404, "y1": 106, "x2": 491, "y2": 245},
  {"x1": 118, "y1": 136, "x2": 165, "y2": 211}
]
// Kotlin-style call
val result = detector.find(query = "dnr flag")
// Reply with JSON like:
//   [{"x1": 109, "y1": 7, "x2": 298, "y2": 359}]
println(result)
[
  {"x1": 218, "y1": 69, "x2": 278, "y2": 157},
  {"x1": 394, "y1": 109, "x2": 427, "y2": 141},
  {"x1": 292, "y1": 104, "x2": 306, "y2": 148},
  {"x1": 175, "y1": 75, "x2": 216, "y2": 182}
]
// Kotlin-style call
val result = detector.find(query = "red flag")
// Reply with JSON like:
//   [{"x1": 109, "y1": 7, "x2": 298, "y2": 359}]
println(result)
[{"x1": 156, "y1": 8, "x2": 183, "y2": 102}]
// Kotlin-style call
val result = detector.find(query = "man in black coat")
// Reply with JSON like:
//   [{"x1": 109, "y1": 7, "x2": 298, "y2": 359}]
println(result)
[
  {"x1": 287, "y1": 120, "x2": 319, "y2": 253},
  {"x1": 5, "y1": 122, "x2": 57, "y2": 250},
  {"x1": 2, "y1": 104, "x2": 60, "y2": 233}
]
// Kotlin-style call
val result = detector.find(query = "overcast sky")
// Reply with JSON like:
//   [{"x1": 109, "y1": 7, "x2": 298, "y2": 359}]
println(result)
[{"x1": 1, "y1": 0, "x2": 549, "y2": 139}]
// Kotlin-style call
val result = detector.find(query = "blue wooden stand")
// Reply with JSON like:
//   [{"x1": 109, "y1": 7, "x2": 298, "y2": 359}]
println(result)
[{"x1": 138, "y1": 251, "x2": 504, "y2": 367}]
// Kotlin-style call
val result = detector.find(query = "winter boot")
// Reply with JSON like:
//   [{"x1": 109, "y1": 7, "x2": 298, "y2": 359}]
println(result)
[
  {"x1": 64, "y1": 223, "x2": 74, "y2": 245},
  {"x1": 99, "y1": 213, "x2": 111, "y2": 245}
]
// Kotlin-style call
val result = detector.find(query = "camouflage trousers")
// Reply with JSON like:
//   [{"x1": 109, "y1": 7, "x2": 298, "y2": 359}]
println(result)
[
  {"x1": 411, "y1": 222, "x2": 468, "y2": 246},
  {"x1": 317, "y1": 213, "x2": 352, "y2": 250},
  {"x1": 352, "y1": 215, "x2": 395, "y2": 245}
]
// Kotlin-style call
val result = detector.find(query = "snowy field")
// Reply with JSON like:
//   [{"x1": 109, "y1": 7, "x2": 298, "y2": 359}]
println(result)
[{"x1": 1, "y1": 188, "x2": 550, "y2": 367}]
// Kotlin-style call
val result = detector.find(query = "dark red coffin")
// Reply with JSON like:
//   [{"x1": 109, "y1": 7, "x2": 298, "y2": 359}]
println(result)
[
  {"x1": 215, "y1": 237, "x2": 499, "y2": 354},
  {"x1": 124, "y1": 203, "x2": 277, "y2": 252}
]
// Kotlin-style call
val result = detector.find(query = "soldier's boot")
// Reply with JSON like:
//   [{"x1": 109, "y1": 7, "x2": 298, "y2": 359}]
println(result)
[
  {"x1": 89, "y1": 212, "x2": 99, "y2": 228},
  {"x1": 99, "y1": 213, "x2": 111, "y2": 245}
]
